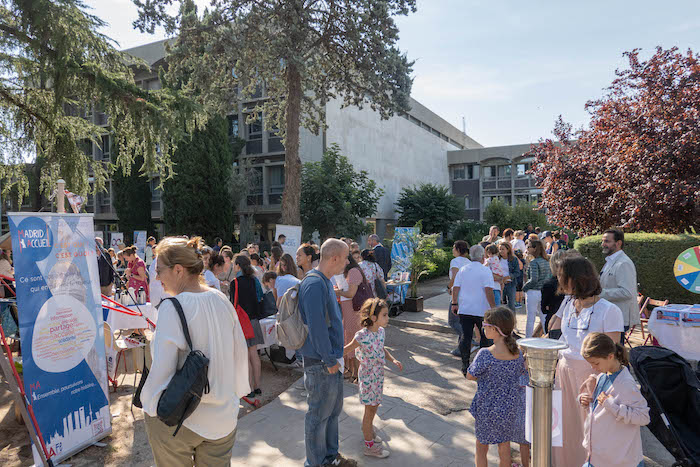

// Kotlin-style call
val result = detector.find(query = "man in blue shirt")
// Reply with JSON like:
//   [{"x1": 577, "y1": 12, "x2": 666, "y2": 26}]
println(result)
[{"x1": 298, "y1": 238, "x2": 356, "y2": 467}]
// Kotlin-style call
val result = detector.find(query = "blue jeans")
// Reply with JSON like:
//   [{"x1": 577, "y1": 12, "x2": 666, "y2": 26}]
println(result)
[
  {"x1": 303, "y1": 359, "x2": 343, "y2": 466},
  {"x1": 493, "y1": 289, "x2": 501, "y2": 307},
  {"x1": 503, "y1": 282, "x2": 517, "y2": 312}
]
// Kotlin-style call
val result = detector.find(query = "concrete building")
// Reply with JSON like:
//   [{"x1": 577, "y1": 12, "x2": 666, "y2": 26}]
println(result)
[
  {"x1": 121, "y1": 39, "x2": 481, "y2": 241},
  {"x1": 448, "y1": 143, "x2": 541, "y2": 221}
]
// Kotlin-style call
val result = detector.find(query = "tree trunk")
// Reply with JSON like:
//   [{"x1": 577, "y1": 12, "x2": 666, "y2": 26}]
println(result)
[{"x1": 281, "y1": 63, "x2": 302, "y2": 226}]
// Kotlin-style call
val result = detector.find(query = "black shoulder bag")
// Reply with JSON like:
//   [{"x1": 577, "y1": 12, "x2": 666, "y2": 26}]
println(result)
[{"x1": 132, "y1": 297, "x2": 210, "y2": 436}]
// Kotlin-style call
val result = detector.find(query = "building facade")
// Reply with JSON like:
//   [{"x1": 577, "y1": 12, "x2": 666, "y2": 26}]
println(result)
[
  {"x1": 122, "y1": 39, "x2": 481, "y2": 241},
  {"x1": 448, "y1": 143, "x2": 541, "y2": 221}
]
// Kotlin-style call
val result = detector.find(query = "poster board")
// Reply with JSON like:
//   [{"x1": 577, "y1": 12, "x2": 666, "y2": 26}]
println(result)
[
  {"x1": 275, "y1": 224, "x2": 302, "y2": 256},
  {"x1": 134, "y1": 230, "x2": 147, "y2": 258},
  {"x1": 9, "y1": 213, "x2": 111, "y2": 465},
  {"x1": 390, "y1": 227, "x2": 417, "y2": 276},
  {"x1": 109, "y1": 232, "x2": 123, "y2": 250},
  {"x1": 525, "y1": 387, "x2": 563, "y2": 447}
]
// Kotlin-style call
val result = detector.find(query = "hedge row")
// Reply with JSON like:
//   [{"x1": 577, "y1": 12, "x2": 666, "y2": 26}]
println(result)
[{"x1": 574, "y1": 233, "x2": 700, "y2": 305}]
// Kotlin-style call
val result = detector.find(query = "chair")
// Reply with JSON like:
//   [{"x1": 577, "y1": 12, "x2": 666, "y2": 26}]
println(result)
[
  {"x1": 639, "y1": 297, "x2": 668, "y2": 346},
  {"x1": 104, "y1": 322, "x2": 146, "y2": 391},
  {"x1": 624, "y1": 294, "x2": 646, "y2": 348}
]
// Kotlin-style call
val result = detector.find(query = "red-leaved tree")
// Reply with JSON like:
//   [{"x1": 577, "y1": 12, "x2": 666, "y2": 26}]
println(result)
[{"x1": 527, "y1": 47, "x2": 700, "y2": 235}]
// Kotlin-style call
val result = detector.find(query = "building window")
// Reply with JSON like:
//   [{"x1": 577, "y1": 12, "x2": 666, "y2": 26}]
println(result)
[
  {"x1": 94, "y1": 135, "x2": 111, "y2": 161},
  {"x1": 150, "y1": 179, "x2": 162, "y2": 211},
  {"x1": 268, "y1": 165, "x2": 284, "y2": 205},
  {"x1": 464, "y1": 196, "x2": 471, "y2": 209},
  {"x1": 452, "y1": 165, "x2": 466, "y2": 180},
  {"x1": 516, "y1": 162, "x2": 531, "y2": 177},
  {"x1": 498, "y1": 164, "x2": 512, "y2": 178},
  {"x1": 247, "y1": 166, "x2": 263, "y2": 205},
  {"x1": 246, "y1": 115, "x2": 262, "y2": 140},
  {"x1": 228, "y1": 114, "x2": 239, "y2": 138},
  {"x1": 453, "y1": 164, "x2": 478, "y2": 180},
  {"x1": 483, "y1": 166, "x2": 496, "y2": 179},
  {"x1": 101, "y1": 184, "x2": 111, "y2": 207}
]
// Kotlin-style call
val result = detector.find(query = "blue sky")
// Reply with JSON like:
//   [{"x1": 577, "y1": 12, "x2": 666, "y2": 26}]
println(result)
[{"x1": 87, "y1": 0, "x2": 700, "y2": 147}]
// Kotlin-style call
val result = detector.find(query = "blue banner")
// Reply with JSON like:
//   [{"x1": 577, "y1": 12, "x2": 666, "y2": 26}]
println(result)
[
  {"x1": 9, "y1": 213, "x2": 111, "y2": 465},
  {"x1": 390, "y1": 227, "x2": 417, "y2": 275}
]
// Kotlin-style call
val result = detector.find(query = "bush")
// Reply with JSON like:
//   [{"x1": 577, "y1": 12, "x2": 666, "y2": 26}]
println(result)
[
  {"x1": 396, "y1": 183, "x2": 463, "y2": 235},
  {"x1": 422, "y1": 247, "x2": 452, "y2": 281},
  {"x1": 574, "y1": 233, "x2": 700, "y2": 305},
  {"x1": 483, "y1": 200, "x2": 552, "y2": 232},
  {"x1": 448, "y1": 219, "x2": 489, "y2": 246}
]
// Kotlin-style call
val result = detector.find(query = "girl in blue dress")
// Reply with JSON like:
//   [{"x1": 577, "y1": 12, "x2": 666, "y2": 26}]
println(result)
[{"x1": 467, "y1": 306, "x2": 530, "y2": 467}]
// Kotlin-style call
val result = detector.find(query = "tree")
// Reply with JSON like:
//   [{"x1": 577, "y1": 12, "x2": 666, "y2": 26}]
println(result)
[
  {"x1": 483, "y1": 200, "x2": 550, "y2": 233},
  {"x1": 0, "y1": 0, "x2": 198, "y2": 201},
  {"x1": 527, "y1": 47, "x2": 700, "y2": 235},
  {"x1": 133, "y1": 0, "x2": 415, "y2": 225},
  {"x1": 162, "y1": 116, "x2": 237, "y2": 242},
  {"x1": 112, "y1": 151, "x2": 154, "y2": 237},
  {"x1": 300, "y1": 144, "x2": 383, "y2": 239},
  {"x1": 396, "y1": 183, "x2": 462, "y2": 235}
]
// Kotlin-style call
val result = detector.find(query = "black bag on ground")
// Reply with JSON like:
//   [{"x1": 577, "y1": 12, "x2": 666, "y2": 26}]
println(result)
[{"x1": 135, "y1": 297, "x2": 211, "y2": 436}]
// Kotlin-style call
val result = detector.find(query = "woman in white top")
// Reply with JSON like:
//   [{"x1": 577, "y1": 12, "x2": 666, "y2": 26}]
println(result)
[
  {"x1": 547, "y1": 256, "x2": 624, "y2": 467},
  {"x1": 141, "y1": 236, "x2": 249, "y2": 466},
  {"x1": 203, "y1": 253, "x2": 225, "y2": 291},
  {"x1": 448, "y1": 241, "x2": 471, "y2": 355}
]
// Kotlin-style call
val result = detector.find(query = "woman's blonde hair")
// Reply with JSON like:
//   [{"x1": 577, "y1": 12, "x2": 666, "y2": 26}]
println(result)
[{"x1": 155, "y1": 236, "x2": 204, "y2": 276}]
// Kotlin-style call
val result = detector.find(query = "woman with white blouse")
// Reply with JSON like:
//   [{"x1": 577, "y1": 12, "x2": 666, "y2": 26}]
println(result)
[
  {"x1": 141, "y1": 236, "x2": 249, "y2": 467},
  {"x1": 548, "y1": 256, "x2": 624, "y2": 467}
]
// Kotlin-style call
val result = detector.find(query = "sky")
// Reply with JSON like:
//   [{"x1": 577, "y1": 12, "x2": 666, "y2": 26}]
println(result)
[{"x1": 86, "y1": 0, "x2": 700, "y2": 147}]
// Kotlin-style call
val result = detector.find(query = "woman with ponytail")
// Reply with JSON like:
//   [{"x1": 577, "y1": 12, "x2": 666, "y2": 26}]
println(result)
[
  {"x1": 579, "y1": 332, "x2": 649, "y2": 467},
  {"x1": 466, "y1": 306, "x2": 530, "y2": 467}
]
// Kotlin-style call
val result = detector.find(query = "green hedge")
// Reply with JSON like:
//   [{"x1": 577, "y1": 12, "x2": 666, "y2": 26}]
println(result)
[
  {"x1": 421, "y1": 247, "x2": 452, "y2": 281},
  {"x1": 574, "y1": 233, "x2": 700, "y2": 305}
]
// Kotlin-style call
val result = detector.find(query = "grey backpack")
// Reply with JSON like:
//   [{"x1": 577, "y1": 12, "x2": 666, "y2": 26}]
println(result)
[{"x1": 276, "y1": 271, "x2": 329, "y2": 350}]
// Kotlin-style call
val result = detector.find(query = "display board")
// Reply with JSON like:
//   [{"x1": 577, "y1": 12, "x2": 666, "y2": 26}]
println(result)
[
  {"x1": 109, "y1": 232, "x2": 123, "y2": 250},
  {"x1": 390, "y1": 227, "x2": 417, "y2": 275},
  {"x1": 674, "y1": 246, "x2": 700, "y2": 293},
  {"x1": 134, "y1": 230, "x2": 147, "y2": 258},
  {"x1": 9, "y1": 213, "x2": 111, "y2": 465},
  {"x1": 275, "y1": 224, "x2": 302, "y2": 256}
]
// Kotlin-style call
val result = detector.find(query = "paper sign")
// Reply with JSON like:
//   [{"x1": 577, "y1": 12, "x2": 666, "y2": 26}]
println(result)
[
  {"x1": 525, "y1": 387, "x2": 563, "y2": 447},
  {"x1": 274, "y1": 224, "x2": 302, "y2": 256}
]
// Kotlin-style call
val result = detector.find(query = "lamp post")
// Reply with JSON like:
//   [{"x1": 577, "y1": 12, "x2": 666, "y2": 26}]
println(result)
[{"x1": 518, "y1": 338, "x2": 568, "y2": 467}]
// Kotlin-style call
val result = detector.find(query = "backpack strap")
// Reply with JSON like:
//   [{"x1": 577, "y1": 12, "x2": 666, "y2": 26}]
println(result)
[
  {"x1": 163, "y1": 297, "x2": 193, "y2": 352},
  {"x1": 233, "y1": 278, "x2": 239, "y2": 309}
]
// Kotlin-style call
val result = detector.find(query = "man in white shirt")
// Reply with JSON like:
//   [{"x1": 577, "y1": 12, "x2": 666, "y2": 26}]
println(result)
[
  {"x1": 451, "y1": 245, "x2": 496, "y2": 375},
  {"x1": 600, "y1": 229, "x2": 638, "y2": 344}
]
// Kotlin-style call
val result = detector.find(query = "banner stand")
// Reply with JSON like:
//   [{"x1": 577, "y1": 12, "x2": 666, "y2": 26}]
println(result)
[{"x1": 0, "y1": 325, "x2": 53, "y2": 466}]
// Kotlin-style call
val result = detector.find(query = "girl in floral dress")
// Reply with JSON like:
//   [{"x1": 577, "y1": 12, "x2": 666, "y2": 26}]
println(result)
[
  {"x1": 344, "y1": 298, "x2": 403, "y2": 459},
  {"x1": 467, "y1": 306, "x2": 530, "y2": 467}
]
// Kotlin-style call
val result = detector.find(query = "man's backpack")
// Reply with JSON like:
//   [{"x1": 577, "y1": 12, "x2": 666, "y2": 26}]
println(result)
[{"x1": 276, "y1": 271, "x2": 329, "y2": 350}]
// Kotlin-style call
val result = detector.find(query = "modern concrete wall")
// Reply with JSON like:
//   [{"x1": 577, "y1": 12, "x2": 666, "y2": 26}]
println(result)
[
  {"x1": 324, "y1": 97, "x2": 469, "y2": 220},
  {"x1": 299, "y1": 126, "x2": 324, "y2": 163}
]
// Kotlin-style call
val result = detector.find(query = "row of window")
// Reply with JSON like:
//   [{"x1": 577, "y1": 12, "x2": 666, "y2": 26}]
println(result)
[
  {"x1": 461, "y1": 193, "x2": 542, "y2": 210},
  {"x1": 402, "y1": 114, "x2": 465, "y2": 149},
  {"x1": 452, "y1": 160, "x2": 533, "y2": 181}
]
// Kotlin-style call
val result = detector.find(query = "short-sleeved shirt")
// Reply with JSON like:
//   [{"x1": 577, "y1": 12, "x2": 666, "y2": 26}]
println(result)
[
  {"x1": 203, "y1": 269, "x2": 221, "y2": 290},
  {"x1": 334, "y1": 268, "x2": 362, "y2": 302},
  {"x1": 511, "y1": 239, "x2": 527, "y2": 253},
  {"x1": 556, "y1": 297, "x2": 624, "y2": 359},
  {"x1": 449, "y1": 256, "x2": 470, "y2": 280},
  {"x1": 275, "y1": 273, "x2": 301, "y2": 300},
  {"x1": 454, "y1": 262, "x2": 496, "y2": 317}
]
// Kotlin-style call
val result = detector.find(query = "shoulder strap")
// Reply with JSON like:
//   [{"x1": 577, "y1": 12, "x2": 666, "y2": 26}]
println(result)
[
  {"x1": 233, "y1": 278, "x2": 239, "y2": 308},
  {"x1": 163, "y1": 297, "x2": 193, "y2": 351},
  {"x1": 356, "y1": 266, "x2": 368, "y2": 285}
]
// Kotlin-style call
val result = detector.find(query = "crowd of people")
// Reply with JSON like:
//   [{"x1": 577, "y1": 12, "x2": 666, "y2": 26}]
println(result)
[{"x1": 93, "y1": 224, "x2": 648, "y2": 467}]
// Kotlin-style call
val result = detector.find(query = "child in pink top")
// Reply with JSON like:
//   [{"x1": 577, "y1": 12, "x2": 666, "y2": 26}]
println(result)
[
  {"x1": 484, "y1": 244, "x2": 508, "y2": 304},
  {"x1": 579, "y1": 332, "x2": 650, "y2": 467}
]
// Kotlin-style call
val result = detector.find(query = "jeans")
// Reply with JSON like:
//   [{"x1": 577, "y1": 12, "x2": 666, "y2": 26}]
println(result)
[
  {"x1": 525, "y1": 289, "x2": 544, "y2": 337},
  {"x1": 503, "y1": 282, "x2": 517, "y2": 312},
  {"x1": 458, "y1": 314, "x2": 491, "y2": 372},
  {"x1": 448, "y1": 301, "x2": 463, "y2": 347},
  {"x1": 493, "y1": 289, "x2": 501, "y2": 306},
  {"x1": 303, "y1": 359, "x2": 343, "y2": 467},
  {"x1": 621, "y1": 325, "x2": 629, "y2": 345}
]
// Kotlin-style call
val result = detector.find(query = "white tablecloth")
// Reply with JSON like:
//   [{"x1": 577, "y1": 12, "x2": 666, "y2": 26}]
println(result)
[
  {"x1": 258, "y1": 317, "x2": 295, "y2": 360},
  {"x1": 647, "y1": 311, "x2": 700, "y2": 361},
  {"x1": 104, "y1": 302, "x2": 157, "y2": 331}
]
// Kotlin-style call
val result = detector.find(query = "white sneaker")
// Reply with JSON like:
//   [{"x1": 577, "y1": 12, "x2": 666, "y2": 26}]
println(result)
[
  {"x1": 364, "y1": 443, "x2": 390, "y2": 458},
  {"x1": 373, "y1": 434, "x2": 383, "y2": 443}
]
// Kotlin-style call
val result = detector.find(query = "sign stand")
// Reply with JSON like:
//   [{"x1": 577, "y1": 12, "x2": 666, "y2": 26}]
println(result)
[{"x1": 0, "y1": 324, "x2": 53, "y2": 466}]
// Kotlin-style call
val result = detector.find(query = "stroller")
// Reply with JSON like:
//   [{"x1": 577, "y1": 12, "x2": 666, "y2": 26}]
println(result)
[{"x1": 630, "y1": 346, "x2": 700, "y2": 467}]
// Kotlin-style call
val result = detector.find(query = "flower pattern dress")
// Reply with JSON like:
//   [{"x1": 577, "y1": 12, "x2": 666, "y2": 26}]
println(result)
[
  {"x1": 467, "y1": 348, "x2": 529, "y2": 445},
  {"x1": 354, "y1": 327, "x2": 386, "y2": 406}
]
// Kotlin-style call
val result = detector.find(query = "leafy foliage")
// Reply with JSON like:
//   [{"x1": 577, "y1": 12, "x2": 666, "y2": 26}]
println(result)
[
  {"x1": 300, "y1": 144, "x2": 383, "y2": 239},
  {"x1": 133, "y1": 0, "x2": 416, "y2": 225},
  {"x1": 527, "y1": 47, "x2": 700, "y2": 234},
  {"x1": 574, "y1": 233, "x2": 700, "y2": 304},
  {"x1": 483, "y1": 200, "x2": 551, "y2": 233},
  {"x1": 422, "y1": 247, "x2": 452, "y2": 281},
  {"x1": 448, "y1": 219, "x2": 489, "y2": 247},
  {"x1": 112, "y1": 150, "x2": 154, "y2": 237},
  {"x1": 162, "y1": 116, "x2": 237, "y2": 243},
  {"x1": 0, "y1": 0, "x2": 199, "y2": 201},
  {"x1": 402, "y1": 225, "x2": 438, "y2": 298},
  {"x1": 396, "y1": 183, "x2": 463, "y2": 234}
]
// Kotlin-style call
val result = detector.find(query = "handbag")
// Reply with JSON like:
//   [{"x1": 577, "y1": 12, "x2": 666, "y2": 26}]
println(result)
[
  {"x1": 233, "y1": 278, "x2": 256, "y2": 339},
  {"x1": 373, "y1": 263, "x2": 387, "y2": 299},
  {"x1": 352, "y1": 267, "x2": 374, "y2": 311},
  {"x1": 156, "y1": 297, "x2": 210, "y2": 436}
]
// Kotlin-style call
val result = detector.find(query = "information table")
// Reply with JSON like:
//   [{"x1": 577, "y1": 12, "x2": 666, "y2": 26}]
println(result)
[
  {"x1": 647, "y1": 310, "x2": 700, "y2": 361},
  {"x1": 258, "y1": 317, "x2": 296, "y2": 362},
  {"x1": 102, "y1": 302, "x2": 156, "y2": 331}
]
